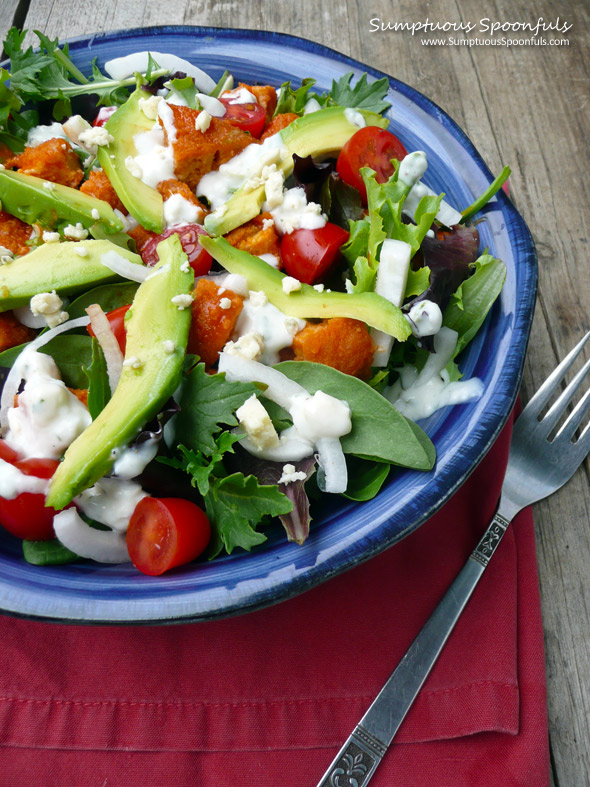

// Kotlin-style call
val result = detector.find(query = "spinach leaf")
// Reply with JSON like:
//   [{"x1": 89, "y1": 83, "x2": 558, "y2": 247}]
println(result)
[
  {"x1": 274, "y1": 361, "x2": 435, "y2": 470},
  {"x1": 175, "y1": 363, "x2": 259, "y2": 454},
  {"x1": 22, "y1": 539, "x2": 79, "y2": 566},
  {"x1": 67, "y1": 282, "x2": 138, "y2": 319},
  {"x1": 83, "y1": 337, "x2": 110, "y2": 419},
  {"x1": 344, "y1": 457, "x2": 391, "y2": 501},
  {"x1": 0, "y1": 335, "x2": 93, "y2": 388}
]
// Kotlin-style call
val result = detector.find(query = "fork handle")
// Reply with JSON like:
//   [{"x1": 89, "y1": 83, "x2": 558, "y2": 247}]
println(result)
[{"x1": 316, "y1": 509, "x2": 512, "y2": 787}]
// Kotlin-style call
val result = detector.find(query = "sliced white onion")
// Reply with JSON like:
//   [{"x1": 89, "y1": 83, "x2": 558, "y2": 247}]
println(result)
[
  {"x1": 53, "y1": 508, "x2": 131, "y2": 564},
  {"x1": 219, "y1": 352, "x2": 350, "y2": 494},
  {"x1": 104, "y1": 52, "x2": 216, "y2": 93},
  {"x1": 86, "y1": 304, "x2": 123, "y2": 394},
  {"x1": 370, "y1": 328, "x2": 394, "y2": 368},
  {"x1": 0, "y1": 315, "x2": 90, "y2": 433},
  {"x1": 218, "y1": 352, "x2": 308, "y2": 411},
  {"x1": 239, "y1": 425, "x2": 314, "y2": 462},
  {"x1": 12, "y1": 304, "x2": 47, "y2": 329},
  {"x1": 315, "y1": 437, "x2": 348, "y2": 494},
  {"x1": 100, "y1": 250, "x2": 150, "y2": 282},
  {"x1": 196, "y1": 93, "x2": 226, "y2": 117}
]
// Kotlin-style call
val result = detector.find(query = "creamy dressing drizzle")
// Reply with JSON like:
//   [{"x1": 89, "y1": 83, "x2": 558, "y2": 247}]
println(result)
[
  {"x1": 4, "y1": 351, "x2": 91, "y2": 460},
  {"x1": 398, "y1": 150, "x2": 463, "y2": 227},
  {"x1": 387, "y1": 327, "x2": 483, "y2": 421},
  {"x1": 196, "y1": 134, "x2": 288, "y2": 209}
]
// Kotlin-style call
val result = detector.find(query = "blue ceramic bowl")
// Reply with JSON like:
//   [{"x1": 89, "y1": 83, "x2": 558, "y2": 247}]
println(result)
[{"x1": 0, "y1": 27, "x2": 537, "y2": 623}]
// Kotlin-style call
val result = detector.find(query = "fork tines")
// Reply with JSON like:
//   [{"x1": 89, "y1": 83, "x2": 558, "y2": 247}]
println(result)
[{"x1": 520, "y1": 331, "x2": 590, "y2": 447}]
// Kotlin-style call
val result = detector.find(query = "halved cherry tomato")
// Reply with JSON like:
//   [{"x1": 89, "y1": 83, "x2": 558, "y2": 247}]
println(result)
[
  {"x1": 141, "y1": 224, "x2": 213, "y2": 276},
  {"x1": 126, "y1": 497, "x2": 211, "y2": 576},
  {"x1": 93, "y1": 106, "x2": 117, "y2": 127},
  {"x1": 281, "y1": 223, "x2": 349, "y2": 285},
  {"x1": 219, "y1": 97, "x2": 267, "y2": 138},
  {"x1": 0, "y1": 440, "x2": 19, "y2": 465},
  {"x1": 0, "y1": 458, "x2": 60, "y2": 541},
  {"x1": 336, "y1": 126, "x2": 408, "y2": 202},
  {"x1": 87, "y1": 304, "x2": 131, "y2": 354}
]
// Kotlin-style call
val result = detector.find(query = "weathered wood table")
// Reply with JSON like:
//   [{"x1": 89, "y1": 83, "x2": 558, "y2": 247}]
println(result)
[{"x1": 2, "y1": 0, "x2": 588, "y2": 784}]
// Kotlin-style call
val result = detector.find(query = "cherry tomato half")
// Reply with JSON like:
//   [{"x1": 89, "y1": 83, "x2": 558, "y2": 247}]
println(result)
[
  {"x1": 0, "y1": 458, "x2": 60, "y2": 541},
  {"x1": 87, "y1": 304, "x2": 131, "y2": 355},
  {"x1": 141, "y1": 224, "x2": 213, "y2": 276},
  {"x1": 126, "y1": 497, "x2": 211, "y2": 576},
  {"x1": 93, "y1": 106, "x2": 117, "y2": 127},
  {"x1": 281, "y1": 223, "x2": 349, "y2": 285},
  {"x1": 336, "y1": 126, "x2": 408, "y2": 202},
  {"x1": 219, "y1": 97, "x2": 267, "y2": 138}
]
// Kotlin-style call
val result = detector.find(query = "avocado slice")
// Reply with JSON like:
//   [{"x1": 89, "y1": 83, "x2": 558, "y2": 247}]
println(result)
[
  {"x1": 199, "y1": 236, "x2": 411, "y2": 341},
  {"x1": 0, "y1": 240, "x2": 143, "y2": 312},
  {"x1": 46, "y1": 234, "x2": 194, "y2": 510},
  {"x1": 204, "y1": 107, "x2": 389, "y2": 236},
  {"x1": 97, "y1": 89, "x2": 165, "y2": 233},
  {"x1": 0, "y1": 169, "x2": 124, "y2": 234}
]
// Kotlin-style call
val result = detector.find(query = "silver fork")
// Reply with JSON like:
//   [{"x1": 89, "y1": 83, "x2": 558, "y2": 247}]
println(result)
[{"x1": 316, "y1": 332, "x2": 590, "y2": 787}]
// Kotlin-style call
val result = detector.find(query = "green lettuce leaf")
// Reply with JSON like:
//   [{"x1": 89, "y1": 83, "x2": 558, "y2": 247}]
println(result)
[
  {"x1": 443, "y1": 253, "x2": 507, "y2": 358},
  {"x1": 205, "y1": 473, "x2": 293, "y2": 557},
  {"x1": 275, "y1": 361, "x2": 435, "y2": 469},
  {"x1": 325, "y1": 72, "x2": 391, "y2": 115},
  {"x1": 274, "y1": 78, "x2": 317, "y2": 116},
  {"x1": 175, "y1": 363, "x2": 259, "y2": 455}
]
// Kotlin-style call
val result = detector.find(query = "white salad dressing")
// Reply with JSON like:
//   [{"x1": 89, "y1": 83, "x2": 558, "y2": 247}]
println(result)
[
  {"x1": 406, "y1": 299, "x2": 443, "y2": 338},
  {"x1": 196, "y1": 134, "x2": 288, "y2": 209},
  {"x1": 230, "y1": 290, "x2": 306, "y2": 365},
  {"x1": 386, "y1": 327, "x2": 484, "y2": 421},
  {"x1": 218, "y1": 353, "x2": 351, "y2": 493},
  {"x1": 127, "y1": 100, "x2": 178, "y2": 189},
  {"x1": 398, "y1": 150, "x2": 463, "y2": 227},
  {"x1": 303, "y1": 97, "x2": 322, "y2": 114},
  {"x1": 290, "y1": 391, "x2": 352, "y2": 443},
  {"x1": 222, "y1": 87, "x2": 256, "y2": 105},
  {"x1": 112, "y1": 437, "x2": 160, "y2": 480},
  {"x1": 4, "y1": 351, "x2": 91, "y2": 460},
  {"x1": 265, "y1": 187, "x2": 327, "y2": 235},
  {"x1": 26, "y1": 122, "x2": 68, "y2": 147},
  {"x1": 343, "y1": 108, "x2": 366, "y2": 128},
  {"x1": 75, "y1": 477, "x2": 148, "y2": 532},
  {"x1": 0, "y1": 458, "x2": 48, "y2": 499},
  {"x1": 163, "y1": 194, "x2": 203, "y2": 227}
]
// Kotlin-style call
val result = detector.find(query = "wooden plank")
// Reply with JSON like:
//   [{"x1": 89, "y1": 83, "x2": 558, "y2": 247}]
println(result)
[
  {"x1": 13, "y1": 0, "x2": 590, "y2": 784},
  {"x1": 0, "y1": 1, "x2": 23, "y2": 49}
]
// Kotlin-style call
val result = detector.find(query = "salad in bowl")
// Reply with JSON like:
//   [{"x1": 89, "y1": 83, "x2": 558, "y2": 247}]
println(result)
[{"x1": 0, "y1": 28, "x2": 509, "y2": 579}]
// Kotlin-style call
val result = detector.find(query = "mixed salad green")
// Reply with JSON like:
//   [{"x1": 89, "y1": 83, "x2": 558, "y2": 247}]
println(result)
[{"x1": 0, "y1": 30, "x2": 508, "y2": 575}]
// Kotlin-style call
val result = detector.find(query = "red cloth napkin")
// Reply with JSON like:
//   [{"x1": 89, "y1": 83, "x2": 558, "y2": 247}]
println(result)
[{"x1": 0, "y1": 411, "x2": 549, "y2": 786}]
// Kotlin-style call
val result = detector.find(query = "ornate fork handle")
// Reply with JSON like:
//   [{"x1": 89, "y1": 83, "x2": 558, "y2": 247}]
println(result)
[{"x1": 316, "y1": 508, "x2": 512, "y2": 787}]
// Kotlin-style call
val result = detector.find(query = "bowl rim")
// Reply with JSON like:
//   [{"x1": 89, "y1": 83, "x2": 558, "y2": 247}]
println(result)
[{"x1": 0, "y1": 25, "x2": 537, "y2": 625}]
